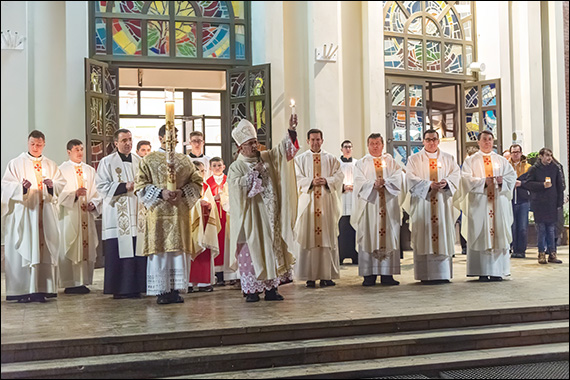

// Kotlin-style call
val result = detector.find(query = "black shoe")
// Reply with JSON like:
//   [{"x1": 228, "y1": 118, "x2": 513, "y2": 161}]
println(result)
[
  {"x1": 64, "y1": 286, "x2": 90, "y2": 294},
  {"x1": 319, "y1": 280, "x2": 336, "y2": 287},
  {"x1": 421, "y1": 279, "x2": 450, "y2": 285},
  {"x1": 198, "y1": 286, "x2": 214, "y2": 292},
  {"x1": 489, "y1": 276, "x2": 503, "y2": 282},
  {"x1": 380, "y1": 275, "x2": 400, "y2": 286},
  {"x1": 169, "y1": 291, "x2": 184, "y2": 303},
  {"x1": 157, "y1": 294, "x2": 170, "y2": 304},
  {"x1": 362, "y1": 275, "x2": 377, "y2": 286},
  {"x1": 462, "y1": 248, "x2": 467, "y2": 255},
  {"x1": 245, "y1": 293, "x2": 260, "y2": 302},
  {"x1": 264, "y1": 288, "x2": 284, "y2": 301},
  {"x1": 188, "y1": 286, "x2": 194, "y2": 293},
  {"x1": 214, "y1": 272, "x2": 225, "y2": 286},
  {"x1": 30, "y1": 294, "x2": 47, "y2": 303},
  {"x1": 17, "y1": 295, "x2": 31, "y2": 303},
  {"x1": 478, "y1": 276, "x2": 490, "y2": 282},
  {"x1": 306, "y1": 281, "x2": 316, "y2": 288}
]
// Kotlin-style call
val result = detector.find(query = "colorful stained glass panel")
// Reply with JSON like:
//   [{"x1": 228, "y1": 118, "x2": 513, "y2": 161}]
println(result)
[
  {"x1": 392, "y1": 84, "x2": 406, "y2": 107},
  {"x1": 441, "y1": 8, "x2": 461, "y2": 39},
  {"x1": 411, "y1": 145, "x2": 422, "y2": 155},
  {"x1": 175, "y1": 1, "x2": 197, "y2": 16},
  {"x1": 231, "y1": 102, "x2": 246, "y2": 128},
  {"x1": 250, "y1": 100, "x2": 266, "y2": 134},
  {"x1": 112, "y1": 19, "x2": 142, "y2": 55},
  {"x1": 384, "y1": 37, "x2": 404, "y2": 69},
  {"x1": 393, "y1": 111, "x2": 407, "y2": 141},
  {"x1": 230, "y1": 73, "x2": 246, "y2": 98},
  {"x1": 393, "y1": 145, "x2": 408, "y2": 167},
  {"x1": 410, "y1": 111, "x2": 424, "y2": 141},
  {"x1": 95, "y1": 18, "x2": 106, "y2": 54},
  {"x1": 175, "y1": 22, "x2": 197, "y2": 57},
  {"x1": 409, "y1": 85, "x2": 423, "y2": 107},
  {"x1": 203, "y1": 23, "x2": 230, "y2": 58},
  {"x1": 148, "y1": 21, "x2": 169, "y2": 56},
  {"x1": 426, "y1": 40, "x2": 441, "y2": 72},
  {"x1": 198, "y1": 1, "x2": 230, "y2": 18},
  {"x1": 482, "y1": 84, "x2": 497, "y2": 106},
  {"x1": 105, "y1": 100, "x2": 118, "y2": 137},
  {"x1": 408, "y1": 39, "x2": 423, "y2": 71},
  {"x1": 148, "y1": 1, "x2": 168, "y2": 15},
  {"x1": 425, "y1": 19, "x2": 440, "y2": 37},
  {"x1": 250, "y1": 71, "x2": 265, "y2": 96},
  {"x1": 466, "y1": 112, "x2": 479, "y2": 141},
  {"x1": 444, "y1": 43, "x2": 463, "y2": 74},
  {"x1": 90, "y1": 66, "x2": 103, "y2": 93},
  {"x1": 409, "y1": 17, "x2": 422, "y2": 34},
  {"x1": 385, "y1": 3, "x2": 406, "y2": 32},
  {"x1": 90, "y1": 98, "x2": 103, "y2": 135},
  {"x1": 91, "y1": 140, "x2": 104, "y2": 170},
  {"x1": 232, "y1": 1, "x2": 245, "y2": 18},
  {"x1": 465, "y1": 86, "x2": 478, "y2": 108},
  {"x1": 236, "y1": 24, "x2": 246, "y2": 60},
  {"x1": 483, "y1": 110, "x2": 497, "y2": 136},
  {"x1": 403, "y1": 1, "x2": 421, "y2": 15},
  {"x1": 104, "y1": 69, "x2": 117, "y2": 96},
  {"x1": 95, "y1": 1, "x2": 109, "y2": 13},
  {"x1": 113, "y1": 1, "x2": 145, "y2": 14}
]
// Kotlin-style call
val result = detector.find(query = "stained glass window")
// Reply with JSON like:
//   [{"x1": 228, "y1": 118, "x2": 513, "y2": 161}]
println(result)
[
  {"x1": 466, "y1": 112, "x2": 479, "y2": 141},
  {"x1": 393, "y1": 111, "x2": 407, "y2": 141},
  {"x1": 483, "y1": 110, "x2": 497, "y2": 136},
  {"x1": 410, "y1": 111, "x2": 423, "y2": 141},
  {"x1": 383, "y1": 1, "x2": 474, "y2": 77},
  {"x1": 92, "y1": 1, "x2": 250, "y2": 63},
  {"x1": 409, "y1": 85, "x2": 423, "y2": 107},
  {"x1": 465, "y1": 86, "x2": 478, "y2": 108},
  {"x1": 230, "y1": 72, "x2": 246, "y2": 98},
  {"x1": 482, "y1": 84, "x2": 496, "y2": 106},
  {"x1": 393, "y1": 145, "x2": 408, "y2": 167},
  {"x1": 392, "y1": 84, "x2": 406, "y2": 106}
]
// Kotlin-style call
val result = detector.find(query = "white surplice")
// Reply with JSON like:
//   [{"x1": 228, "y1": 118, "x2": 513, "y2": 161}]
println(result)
[
  {"x1": 351, "y1": 153, "x2": 402, "y2": 276},
  {"x1": 294, "y1": 150, "x2": 343, "y2": 281},
  {"x1": 58, "y1": 161, "x2": 102, "y2": 288},
  {"x1": 1, "y1": 153, "x2": 66, "y2": 297},
  {"x1": 458, "y1": 151, "x2": 516, "y2": 277},
  {"x1": 339, "y1": 158, "x2": 357, "y2": 216},
  {"x1": 406, "y1": 149, "x2": 460, "y2": 281},
  {"x1": 95, "y1": 152, "x2": 141, "y2": 258}
]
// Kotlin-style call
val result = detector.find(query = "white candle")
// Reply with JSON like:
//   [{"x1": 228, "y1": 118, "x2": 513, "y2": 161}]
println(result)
[
  {"x1": 437, "y1": 161, "x2": 442, "y2": 182},
  {"x1": 545, "y1": 177, "x2": 551, "y2": 183},
  {"x1": 381, "y1": 160, "x2": 387, "y2": 168},
  {"x1": 41, "y1": 168, "x2": 47, "y2": 179},
  {"x1": 290, "y1": 99, "x2": 296, "y2": 115}
]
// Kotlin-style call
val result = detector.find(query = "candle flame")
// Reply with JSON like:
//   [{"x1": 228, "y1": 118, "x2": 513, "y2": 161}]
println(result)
[{"x1": 290, "y1": 99, "x2": 295, "y2": 107}]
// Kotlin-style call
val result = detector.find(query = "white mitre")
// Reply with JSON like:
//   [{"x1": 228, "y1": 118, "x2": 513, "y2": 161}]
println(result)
[{"x1": 232, "y1": 119, "x2": 257, "y2": 146}]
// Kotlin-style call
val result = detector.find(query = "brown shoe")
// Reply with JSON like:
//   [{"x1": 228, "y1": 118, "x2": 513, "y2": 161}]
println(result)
[
  {"x1": 548, "y1": 252, "x2": 562, "y2": 264},
  {"x1": 538, "y1": 252, "x2": 547, "y2": 264}
]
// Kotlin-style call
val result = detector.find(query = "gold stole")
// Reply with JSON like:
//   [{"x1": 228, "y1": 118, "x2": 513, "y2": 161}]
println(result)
[
  {"x1": 483, "y1": 156, "x2": 496, "y2": 248},
  {"x1": 75, "y1": 165, "x2": 89, "y2": 261},
  {"x1": 33, "y1": 160, "x2": 46, "y2": 261},
  {"x1": 313, "y1": 153, "x2": 323, "y2": 248},
  {"x1": 373, "y1": 158, "x2": 387, "y2": 251},
  {"x1": 428, "y1": 158, "x2": 439, "y2": 254}
]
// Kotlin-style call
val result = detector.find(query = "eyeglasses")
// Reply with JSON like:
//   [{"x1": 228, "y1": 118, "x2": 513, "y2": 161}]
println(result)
[
  {"x1": 190, "y1": 139, "x2": 204, "y2": 144},
  {"x1": 424, "y1": 138, "x2": 439, "y2": 142},
  {"x1": 342, "y1": 145, "x2": 353, "y2": 149}
]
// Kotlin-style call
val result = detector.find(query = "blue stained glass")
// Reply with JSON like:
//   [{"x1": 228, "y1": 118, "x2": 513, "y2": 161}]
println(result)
[
  {"x1": 482, "y1": 84, "x2": 497, "y2": 106},
  {"x1": 394, "y1": 145, "x2": 408, "y2": 166},
  {"x1": 411, "y1": 145, "x2": 422, "y2": 155},
  {"x1": 404, "y1": 1, "x2": 421, "y2": 15},
  {"x1": 410, "y1": 111, "x2": 423, "y2": 141},
  {"x1": 95, "y1": 18, "x2": 106, "y2": 54},
  {"x1": 465, "y1": 87, "x2": 478, "y2": 108},
  {"x1": 484, "y1": 110, "x2": 497, "y2": 136}
]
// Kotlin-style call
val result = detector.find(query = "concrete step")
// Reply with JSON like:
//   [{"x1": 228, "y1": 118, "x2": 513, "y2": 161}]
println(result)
[
  {"x1": 1, "y1": 320, "x2": 567, "y2": 379},
  {"x1": 180, "y1": 343, "x2": 570, "y2": 379},
  {"x1": 2, "y1": 304, "x2": 568, "y2": 364}
]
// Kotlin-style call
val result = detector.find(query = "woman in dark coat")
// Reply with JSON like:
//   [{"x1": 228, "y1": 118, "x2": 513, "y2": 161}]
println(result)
[{"x1": 523, "y1": 148, "x2": 564, "y2": 264}]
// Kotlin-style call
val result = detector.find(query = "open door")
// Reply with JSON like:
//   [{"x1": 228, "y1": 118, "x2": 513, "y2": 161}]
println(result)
[
  {"x1": 84, "y1": 58, "x2": 119, "y2": 169},
  {"x1": 385, "y1": 76, "x2": 427, "y2": 168},
  {"x1": 181, "y1": 115, "x2": 207, "y2": 155},
  {"x1": 462, "y1": 79, "x2": 502, "y2": 159},
  {"x1": 225, "y1": 64, "x2": 271, "y2": 163}
]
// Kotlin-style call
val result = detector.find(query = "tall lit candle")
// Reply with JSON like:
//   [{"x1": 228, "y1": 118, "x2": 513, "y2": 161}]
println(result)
[
  {"x1": 164, "y1": 88, "x2": 177, "y2": 191},
  {"x1": 437, "y1": 161, "x2": 442, "y2": 182},
  {"x1": 290, "y1": 99, "x2": 296, "y2": 115}
]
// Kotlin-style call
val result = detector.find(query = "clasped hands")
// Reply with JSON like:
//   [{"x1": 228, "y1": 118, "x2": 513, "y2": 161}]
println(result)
[
  {"x1": 485, "y1": 176, "x2": 503, "y2": 187},
  {"x1": 23, "y1": 178, "x2": 53, "y2": 189},
  {"x1": 373, "y1": 178, "x2": 385, "y2": 190},
  {"x1": 312, "y1": 176, "x2": 327, "y2": 187},
  {"x1": 162, "y1": 189, "x2": 183, "y2": 205},
  {"x1": 430, "y1": 179, "x2": 448, "y2": 191}
]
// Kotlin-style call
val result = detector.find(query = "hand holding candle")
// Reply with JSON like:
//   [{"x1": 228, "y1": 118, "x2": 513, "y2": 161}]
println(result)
[
  {"x1": 545, "y1": 177, "x2": 552, "y2": 188},
  {"x1": 289, "y1": 99, "x2": 296, "y2": 115}
]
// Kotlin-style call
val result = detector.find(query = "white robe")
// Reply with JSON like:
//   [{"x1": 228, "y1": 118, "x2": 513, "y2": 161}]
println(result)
[
  {"x1": 352, "y1": 153, "x2": 402, "y2": 276},
  {"x1": 1, "y1": 153, "x2": 66, "y2": 297},
  {"x1": 340, "y1": 158, "x2": 357, "y2": 216},
  {"x1": 458, "y1": 151, "x2": 516, "y2": 277},
  {"x1": 406, "y1": 149, "x2": 460, "y2": 281},
  {"x1": 294, "y1": 150, "x2": 343, "y2": 281},
  {"x1": 58, "y1": 161, "x2": 102, "y2": 288},
  {"x1": 95, "y1": 152, "x2": 141, "y2": 258}
]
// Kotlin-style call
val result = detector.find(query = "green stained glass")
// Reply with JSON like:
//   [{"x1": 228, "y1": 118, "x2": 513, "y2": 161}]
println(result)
[
  {"x1": 408, "y1": 39, "x2": 423, "y2": 71},
  {"x1": 175, "y1": 22, "x2": 197, "y2": 57},
  {"x1": 113, "y1": 1, "x2": 145, "y2": 14},
  {"x1": 426, "y1": 40, "x2": 441, "y2": 72},
  {"x1": 198, "y1": 1, "x2": 230, "y2": 18},
  {"x1": 250, "y1": 100, "x2": 266, "y2": 135},
  {"x1": 148, "y1": 21, "x2": 169, "y2": 56}
]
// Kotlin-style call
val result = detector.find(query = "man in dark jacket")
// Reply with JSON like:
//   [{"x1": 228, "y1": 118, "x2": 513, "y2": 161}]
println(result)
[
  {"x1": 523, "y1": 148, "x2": 564, "y2": 264},
  {"x1": 508, "y1": 145, "x2": 531, "y2": 258}
]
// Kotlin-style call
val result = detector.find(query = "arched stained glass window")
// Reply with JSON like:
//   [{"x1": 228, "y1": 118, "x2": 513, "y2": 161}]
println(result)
[
  {"x1": 91, "y1": 1, "x2": 249, "y2": 64},
  {"x1": 383, "y1": 1, "x2": 475, "y2": 78}
]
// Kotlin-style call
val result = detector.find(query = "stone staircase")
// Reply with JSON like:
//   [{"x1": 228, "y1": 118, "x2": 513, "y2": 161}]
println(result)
[{"x1": 1, "y1": 305, "x2": 568, "y2": 379}]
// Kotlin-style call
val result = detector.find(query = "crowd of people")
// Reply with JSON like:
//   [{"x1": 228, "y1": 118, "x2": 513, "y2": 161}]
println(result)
[{"x1": 1, "y1": 116, "x2": 566, "y2": 304}]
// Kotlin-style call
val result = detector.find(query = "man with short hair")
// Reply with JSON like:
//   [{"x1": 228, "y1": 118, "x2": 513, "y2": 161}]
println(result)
[
  {"x1": 136, "y1": 140, "x2": 152, "y2": 158},
  {"x1": 135, "y1": 125, "x2": 204, "y2": 304},
  {"x1": 352, "y1": 133, "x2": 402, "y2": 286},
  {"x1": 508, "y1": 144, "x2": 531, "y2": 258},
  {"x1": 294, "y1": 129, "x2": 344, "y2": 288},
  {"x1": 406, "y1": 130, "x2": 460, "y2": 283},
  {"x1": 458, "y1": 131, "x2": 516, "y2": 282},
  {"x1": 188, "y1": 131, "x2": 211, "y2": 179},
  {"x1": 96, "y1": 128, "x2": 147, "y2": 299},
  {"x1": 338, "y1": 140, "x2": 358, "y2": 265},
  {"x1": 2, "y1": 130, "x2": 66, "y2": 303},
  {"x1": 227, "y1": 116, "x2": 299, "y2": 302},
  {"x1": 58, "y1": 139, "x2": 102, "y2": 294}
]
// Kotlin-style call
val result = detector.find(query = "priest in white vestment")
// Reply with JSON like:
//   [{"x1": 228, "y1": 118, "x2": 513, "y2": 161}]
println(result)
[
  {"x1": 227, "y1": 116, "x2": 299, "y2": 303},
  {"x1": 458, "y1": 131, "x2": 516, "y2": 281},
  {"x1": 58, "y1": 139, "x2": 102, "y2": 294},
  {"x1": 135, "y1": 125, "x2": 203, "y2": 304},
  {"x1": 405, "y1": 129, "x2": 460, "y2": 283},
  {"x1": 96, "y1": 129, "x2": 147, "y2": 299},
  {"x1": 1, "y1": 130, "x2": 66, "y2": 303},
  {"x1": 294, "y1": 129, "x2": 343, "y2": 288},
  {"x1": 352, "y1": 133, "x2": 402, "y2": 286},
  {"x1": 338, "y1": 140, "x2": 358, "y2": 264}
]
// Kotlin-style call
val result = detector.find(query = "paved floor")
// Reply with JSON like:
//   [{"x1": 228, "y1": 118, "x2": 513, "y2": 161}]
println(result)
[{"x1": 1, "y1": 246, "x2": 568, "y2": 345}]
